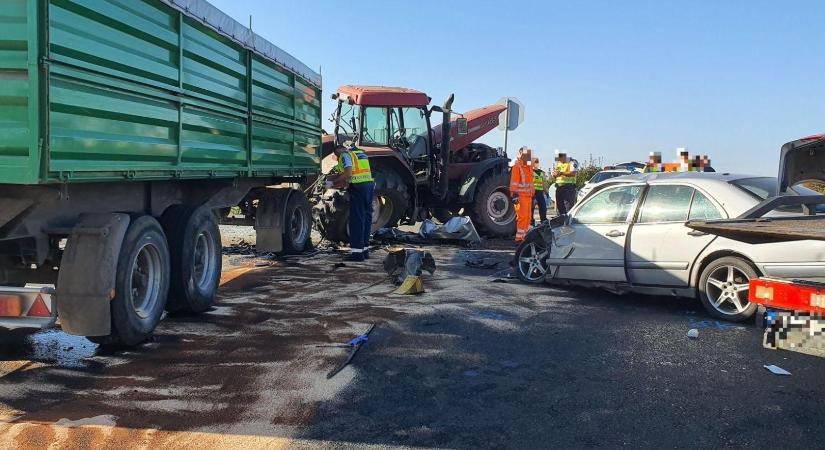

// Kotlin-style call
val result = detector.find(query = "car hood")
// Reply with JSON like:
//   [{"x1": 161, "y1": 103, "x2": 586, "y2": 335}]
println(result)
[{"x1": 779, "y1": 135, "x2": 825, "y2": 192}]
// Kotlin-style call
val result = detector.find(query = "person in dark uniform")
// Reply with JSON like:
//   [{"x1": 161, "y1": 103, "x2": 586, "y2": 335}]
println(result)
[
  {"x1": 331, "y1": 144, "x2": 375, "y2": 261},
  {"x1": 531, "y1": 157, "x2": 548, "y2": 225}
]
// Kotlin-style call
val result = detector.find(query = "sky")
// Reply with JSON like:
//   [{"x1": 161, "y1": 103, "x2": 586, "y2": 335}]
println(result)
[{"x1": 210, "y1": 0, "x2": 825, "y2": 175}]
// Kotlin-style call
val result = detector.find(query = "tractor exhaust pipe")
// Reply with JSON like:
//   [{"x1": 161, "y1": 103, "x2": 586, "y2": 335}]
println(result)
[{"x1": 438, "y1": 94, "x2": 455, "y2": 201}]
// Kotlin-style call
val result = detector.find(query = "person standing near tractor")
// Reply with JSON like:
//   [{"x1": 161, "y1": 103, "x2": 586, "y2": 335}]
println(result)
[
  {"x1": 330, "y1": 144, "x2": 375, "y2": 261},
  {"x1": 552, "y1": 150, "x2": 578, "y2": 215},
  {"x1": 510, "y1": 147, "x2": 535, "y2": 241},
  {"x1": 531, "y1": 157, "x2": 548, "y2": 225}
]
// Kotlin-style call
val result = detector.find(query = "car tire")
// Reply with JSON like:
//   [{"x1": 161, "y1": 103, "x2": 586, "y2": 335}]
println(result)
[
  {"x1": 514, "y1": 230, "x2": 550, "y2": 283},
  {"x1": 698, "y1": 256, "x2": 758, "y2": 322},
  {"x1": 94, "y1": 215, "x2": 171, "y2": 346},
  {"x1": 161, "y1": 205, "x2": 222, "y2": 315}
]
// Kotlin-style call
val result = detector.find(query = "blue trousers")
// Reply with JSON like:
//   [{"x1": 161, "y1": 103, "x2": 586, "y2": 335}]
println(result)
[{"x1": 348, "y1": 182, "x2": 375, "y2": 252}]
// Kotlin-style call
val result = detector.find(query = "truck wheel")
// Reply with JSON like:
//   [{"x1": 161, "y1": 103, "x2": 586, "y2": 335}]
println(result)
[
  {"x1": 372, "y1": 167, "x2": 409, "y2": 231},
  {"x1": 101, "y1": 216, "x2": 171, "y2": 346},
  {"x1": 471, "y1": 173, "x2": 516, "y2": 238},
  {"x1": 282, "y1": 190, "x2": 311, "y2": 254},
  {"x1": 698, "y1": 256, "x2": 758, "y2": 322},
  {"x1": 161, "y1": 205, "x2": 221, "y2": 314}
]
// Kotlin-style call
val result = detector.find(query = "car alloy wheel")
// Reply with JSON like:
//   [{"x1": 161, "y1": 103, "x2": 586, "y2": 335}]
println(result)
[
  {"x1": 517, "y1": 240, "x2": 549, "y2": 282},
  {"x1": 705, "y1": 265, "x2": 751, "y2": 315}
]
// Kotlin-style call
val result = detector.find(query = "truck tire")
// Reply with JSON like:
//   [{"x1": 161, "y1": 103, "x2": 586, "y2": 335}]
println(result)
[
  {"x1": 471, "y1": 173, "x2": 516, "y2": 238},
  {"x1": 698, "y1": 256, "x2": 758, "y2": 322},
  {"x1": 372, "y1": 167, "x2": 409, "y2": 231},
  {"x1": 98, "y1": 216, "x2": 171, "y2": 346},
  {"x1": 161, "y1": 205, "x2": 221, "y2": 315},
  {"x1": 282, "y1": 190, "x2": 312, "y2": 254}
]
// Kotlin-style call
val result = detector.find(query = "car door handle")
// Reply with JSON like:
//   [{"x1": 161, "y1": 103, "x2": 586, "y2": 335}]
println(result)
[
  {"x1": 605, "y1": 230, "x2": 625, "y2": 238},
  {"x1": 687, "y1": 230, "x2": 708, "y2": 237}
]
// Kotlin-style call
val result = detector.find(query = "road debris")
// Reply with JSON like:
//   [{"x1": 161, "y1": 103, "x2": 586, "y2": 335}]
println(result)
[
  {"x1": 420, "y1": 217, "x2": 481, "y2": 243},
  {"x1": 394, "y1": 275, "x2": 425, "y2": 295},
  {"x1": 687, "y1": 328, "x2": 699, "y2": 339},
  {"x1": 383, "y1": 248, "x2": 436, "y2": 285},
  {"x1": 327, "y1": 324, "x2": 376, "y2": 379},
  {"x1": 764, "y1": 364, "x2": 792, "y2": 376},
  {"x1": 465, "y1": 257, "x2": 504, "y2": 269}
]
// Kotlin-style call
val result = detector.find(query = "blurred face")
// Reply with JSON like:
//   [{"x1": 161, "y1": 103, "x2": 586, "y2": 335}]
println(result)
[
  {"x1": 557, "y1": 153, "x2": 567, "y2": 162},
  {"x1": 521, "y1": 149, "x2": 532, "y2": 163}
]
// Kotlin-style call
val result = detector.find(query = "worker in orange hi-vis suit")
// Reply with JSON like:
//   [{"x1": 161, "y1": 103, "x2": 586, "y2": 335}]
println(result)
[{"x1": 510, "y1": 147, "x2": 535, "y2": 241}]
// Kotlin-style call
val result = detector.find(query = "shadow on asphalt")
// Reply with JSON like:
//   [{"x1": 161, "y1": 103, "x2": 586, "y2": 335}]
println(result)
[{"x1": 295, "y1": 286, "x2": 824, "y2": 449}]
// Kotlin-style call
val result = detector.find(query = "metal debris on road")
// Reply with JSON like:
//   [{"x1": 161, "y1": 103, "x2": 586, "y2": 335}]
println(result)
[
  {"x1": 763, "y1": 364, "x2": 791, "y2": 376},
  {"x1": 327, "y1": 324, "x2": 376, "y2": 379},
  {"x1": 373, "y1": 217, "x2": 481, "y2": 246},
  {"x1": 383, "y1": 248, "x2": 436, "y2": 285}
]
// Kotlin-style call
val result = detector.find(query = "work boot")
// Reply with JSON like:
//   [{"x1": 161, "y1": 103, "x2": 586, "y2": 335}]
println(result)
[{"x1": 344, "y1": 253, "x2": 364, "y2": 262}]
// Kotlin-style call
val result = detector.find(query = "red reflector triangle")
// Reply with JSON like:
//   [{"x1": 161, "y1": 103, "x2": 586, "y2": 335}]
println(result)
[{"x1": 27, "y1": 295, "x2": 51, "y2": 317}]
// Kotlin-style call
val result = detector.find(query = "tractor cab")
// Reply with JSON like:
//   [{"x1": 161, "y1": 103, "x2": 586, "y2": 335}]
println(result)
[{"x1": 331, "y1": 85, "x2": 438, "y2": 183}]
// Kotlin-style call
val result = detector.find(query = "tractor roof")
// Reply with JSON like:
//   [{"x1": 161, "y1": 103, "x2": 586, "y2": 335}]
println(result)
[{"x1": 336, "y1": 85, "x2": 430, "y2": 107}]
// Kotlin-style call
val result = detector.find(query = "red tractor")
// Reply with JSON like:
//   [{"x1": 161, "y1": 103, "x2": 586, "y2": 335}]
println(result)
[{"x1": 313, "y1": 86, "x2": 515, "y2": 241}]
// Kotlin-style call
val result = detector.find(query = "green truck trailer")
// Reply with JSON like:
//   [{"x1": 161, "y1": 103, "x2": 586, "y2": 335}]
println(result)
[{"x1": 0, "y1": 0, "x2": 322, "y2": 344}]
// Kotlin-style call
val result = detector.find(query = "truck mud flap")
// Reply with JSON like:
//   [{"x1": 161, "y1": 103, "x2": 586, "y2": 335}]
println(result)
[
  {"x1": 55, "y1": 213, "x2": 130, "y2": 336},
  {"x1": 255, "y1": 189, "x2": 291, "y2": 253}
]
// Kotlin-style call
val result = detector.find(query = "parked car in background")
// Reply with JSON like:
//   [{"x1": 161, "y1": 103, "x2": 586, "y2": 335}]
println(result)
[
  {"x1": 577, "y1": 168, "x2": 636, "y2": 200},
  {"x1": 514, "y1": 172, "x2": 825, "y2": 322}
]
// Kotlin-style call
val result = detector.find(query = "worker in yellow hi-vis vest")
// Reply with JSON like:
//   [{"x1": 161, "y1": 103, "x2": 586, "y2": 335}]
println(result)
[
  {"x1": 330, "y1": 144, "x2": 375, "y2": 261},
  {"x1": 552, "y1": 150, "x2": 578, "y2": 215}
]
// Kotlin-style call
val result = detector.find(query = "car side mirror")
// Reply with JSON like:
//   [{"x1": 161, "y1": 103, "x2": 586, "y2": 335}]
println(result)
[{"x1": 456, "y1": 118, "x2": 468, "y2": 136}]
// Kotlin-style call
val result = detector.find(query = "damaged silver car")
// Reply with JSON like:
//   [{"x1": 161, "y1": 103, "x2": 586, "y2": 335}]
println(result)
[{"x1": 515, "y1": 142, "x2": 825, "y2": 322}]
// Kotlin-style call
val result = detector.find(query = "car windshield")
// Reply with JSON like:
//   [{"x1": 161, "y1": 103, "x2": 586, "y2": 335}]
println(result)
[{"x1": 590, "y1": 171, "x2": 629, "y2": 184}]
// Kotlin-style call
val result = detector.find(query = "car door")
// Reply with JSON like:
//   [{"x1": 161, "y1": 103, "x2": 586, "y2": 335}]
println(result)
[
  {"x1": 627, "y1": 185, "x2": 723, "y2": 286},
  {"x1": 551, "y1": 184, "x2": 643, "y2": 282}
]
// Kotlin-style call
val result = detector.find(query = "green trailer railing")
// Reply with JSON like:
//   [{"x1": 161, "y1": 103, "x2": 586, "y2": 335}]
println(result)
[{"x1": 0, "y1": 0, "x2": 322, "y2": 184}]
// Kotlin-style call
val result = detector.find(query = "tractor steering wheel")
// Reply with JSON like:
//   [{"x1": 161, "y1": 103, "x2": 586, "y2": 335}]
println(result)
[{"x1": 391, "y1": 128, "x2": 409, "y2": 149}]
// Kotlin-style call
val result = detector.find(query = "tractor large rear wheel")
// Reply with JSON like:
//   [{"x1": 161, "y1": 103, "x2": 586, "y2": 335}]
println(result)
[
  {"x1": 372, "y1": 167, "x2": 409, "y2": 231},
  {"x1": 471, "y1": 173, "x2": 516, "y2": 238},
  {"x1": 314, "y1": 168, "x2": 411, "y2": 244}
]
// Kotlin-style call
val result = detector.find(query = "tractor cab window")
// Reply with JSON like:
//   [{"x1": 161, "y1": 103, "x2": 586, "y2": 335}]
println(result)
[
  {"x1": 361, "y1": 107, "x2": 389, "y2": 146},
  {"x1": 389, "y1": 107, "x2": 430, "y2": 158},
  {"x1": 336, "y1": 103, "x2": 360, "y2": 144}
]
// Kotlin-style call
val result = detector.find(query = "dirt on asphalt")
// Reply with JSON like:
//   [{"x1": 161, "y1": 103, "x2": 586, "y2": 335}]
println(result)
[{"x1": 1, "y1": 227, "x2": 824, "y2": 449}]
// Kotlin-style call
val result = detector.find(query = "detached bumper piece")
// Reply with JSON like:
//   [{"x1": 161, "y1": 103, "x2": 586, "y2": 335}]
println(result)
[{"x1": 0, "y1": 286, "x2": 57, "y2": 331}]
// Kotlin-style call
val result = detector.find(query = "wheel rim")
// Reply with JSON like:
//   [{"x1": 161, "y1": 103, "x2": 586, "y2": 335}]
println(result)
[
  {"x1": 372, "y1": 195, "x2": 393, "y2": 228},
  {"x1": 289, "y1": 207, "x2": 309, "y2": 246},
  {"x1": 193, "y1": 230, "x2": 217, "y2": 290},
  {"x1": 517, "y1": 241, "x2": 549, "y2": 281},
  {"x1": 487, "y1": 190, "x2": 512, "y2": 224},
  {"x1": 129, "y1": 242, "x2": 163, "y2": 320},
  {"x1": 705, "y1": 265, "x2": 751, "y2": 315}
]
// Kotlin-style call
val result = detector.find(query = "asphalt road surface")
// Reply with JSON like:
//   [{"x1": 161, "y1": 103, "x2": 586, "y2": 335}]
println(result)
[{"x1": 1, "y1": 236, "x2": 824, "y2": 449}]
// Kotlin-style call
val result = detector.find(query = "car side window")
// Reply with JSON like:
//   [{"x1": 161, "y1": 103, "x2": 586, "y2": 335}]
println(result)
[
  {"x1": 638, "y1": 185, "x2": 695, "y2": 223},
  {"x1": 689, "y1": 191, "x2": 723, "y2": 220},
  {"x1": 573, "y1": 185, "x2": 642, "y2": 224}
]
